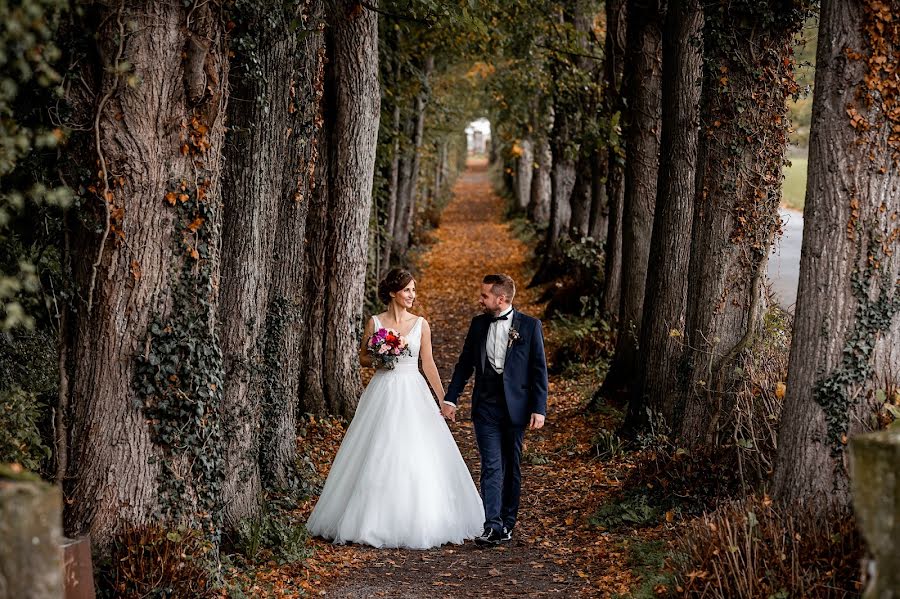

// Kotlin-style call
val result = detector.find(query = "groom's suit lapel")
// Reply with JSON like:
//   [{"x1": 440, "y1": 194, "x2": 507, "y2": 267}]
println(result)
[
  {"x1": 506, "y1": 310, "x2": 520, "y2": 364},
  {"x1": 479, "y1": 316, "x2": 488, "y2": 372}
]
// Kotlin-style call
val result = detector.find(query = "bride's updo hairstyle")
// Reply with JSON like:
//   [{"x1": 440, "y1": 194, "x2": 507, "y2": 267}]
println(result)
[{"x1": 378, "y1": 268, "x2": 414, "y2": 305}]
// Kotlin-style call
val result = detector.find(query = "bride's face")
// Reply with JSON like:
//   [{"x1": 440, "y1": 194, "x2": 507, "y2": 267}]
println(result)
[{"x1": 391, "y1": 280, "x2": 416, "y2": 309}]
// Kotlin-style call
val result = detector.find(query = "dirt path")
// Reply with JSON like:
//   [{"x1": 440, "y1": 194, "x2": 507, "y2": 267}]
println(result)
[{"x1": 313, "y1": 162, "x2": 594, "y2": 598}]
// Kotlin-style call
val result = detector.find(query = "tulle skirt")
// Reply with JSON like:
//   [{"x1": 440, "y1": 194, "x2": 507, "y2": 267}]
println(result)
[{"x1": 306, "y1": 363, "x2": 485, "y2": 549}]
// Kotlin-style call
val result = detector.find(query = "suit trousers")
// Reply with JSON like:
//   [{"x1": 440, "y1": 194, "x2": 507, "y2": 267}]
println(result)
[{"x1": 472, "y1": 385, "x2": 525, "y2": 533}]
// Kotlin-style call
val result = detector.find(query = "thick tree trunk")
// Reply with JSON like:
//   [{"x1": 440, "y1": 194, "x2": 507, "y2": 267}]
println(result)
[
  {"x1": 677, "y1": 2, "x2": 802, "y2": 445},
  {"x1": 773, "y1": 0, "x2": 900, "y2": 514},
  {"x1": 548, "y1": 118, "x2": 576, "y2": 249},
  {"x1": 602, "y1": 0, "x2": 663, "y2": 394},
  {"x1": 588, "y1": 148, "x2": 608, "y2": 242},
  {"x1": 601, "y1": 0, "x2": 627, "y2": 317},
  {"x1": 515, "y1": 138, "x2": 534, "y2": 211},
  {"x1": 220, "y1": 5, "x2": 326, "y2": 519},
  {"x1": 569, "y1": 0, "x2": 598, "y2": 239},
  {"x1": 65, "y1": 2, "x2": 228, "y2": 546},
  {"x1": 528, "y1": 134, "x2": 553, "y2": 225},
  {"x1": 220, "y1": 16, "x2": 288, "y2": 527},
  {"x1": 299, "y1": 153, "x2": 329, "y2": 417},
  {"x1": 262, "y1": 20, "x2": 326, "y2": 491},
  {"x1": 569, "y1": 153, "x2": 593, "y2": 237},
  {"x1": 321, "y1": 0, "x2": 380, "y2": 419},
  {"x1": 628, "y1": 0, "x2": 703, "y2": 433}
]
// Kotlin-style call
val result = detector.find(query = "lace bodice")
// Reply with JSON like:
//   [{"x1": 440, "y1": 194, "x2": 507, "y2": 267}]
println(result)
[{"x1": 372, "y1": 314, "x2": 423, "y2": 367}]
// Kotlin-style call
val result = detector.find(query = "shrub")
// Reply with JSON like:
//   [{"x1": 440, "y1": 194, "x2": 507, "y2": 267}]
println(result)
[
  {"x1": 0, "y1": 387, "x2": 51, "y2": 472},
  {"x1": 548, "y1": 313, "x2": 614, "y2": 375},
  {"x1": 96, "y1": 526, "x2": 218, "y2": 599},
  {"x1": 0, "y1": 328, "x2": 59, "y2": 476},
  {"x1": 672, "y1": 496, "x2": 863, "y2": 598},
  {"x1": 234, "y1": 500, "x2": 310, "y2": 565}
]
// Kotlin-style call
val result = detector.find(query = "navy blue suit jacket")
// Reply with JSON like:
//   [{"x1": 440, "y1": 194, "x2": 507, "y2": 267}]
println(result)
[{"x1": 445, "y1": 310, "x2": 549, "y2": 428}]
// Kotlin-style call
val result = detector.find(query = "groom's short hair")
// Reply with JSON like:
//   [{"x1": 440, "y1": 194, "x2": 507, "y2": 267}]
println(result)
[{"x1": 483, "y1": 274, "x2": 516, "y2": 302}]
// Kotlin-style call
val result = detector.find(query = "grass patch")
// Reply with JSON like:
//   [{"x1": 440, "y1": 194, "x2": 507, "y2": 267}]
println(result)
[
  {"x1": 613, "y1": 539, "x2": 674, "y2": 599},
  {"x1": 781, "y1": 157, "x2": 807, "y2": 211},
  {"x1": 590, "y1": 492, "x2": 661, "y2": 531}
]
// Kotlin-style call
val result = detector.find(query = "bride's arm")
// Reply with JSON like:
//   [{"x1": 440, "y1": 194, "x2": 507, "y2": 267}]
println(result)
[
  {"x1": 359, "y1": 317, "x2": 376, "y2": 368},
  {"x1": 419, "y1": 319, "x2": 445, "y2": 402}
]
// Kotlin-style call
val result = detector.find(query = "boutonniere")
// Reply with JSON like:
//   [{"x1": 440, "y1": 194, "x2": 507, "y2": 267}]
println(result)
[{"x1": 507, "y1": 326, "x2": 521, "y2": 348}]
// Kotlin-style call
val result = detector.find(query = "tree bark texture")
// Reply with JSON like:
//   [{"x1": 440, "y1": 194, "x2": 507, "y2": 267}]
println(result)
[
  {"x1": 601, "y1": 0, "x2": 627, "y2": 317},
  {"x1": 548, "y1": 110, "x2": 576, "y2": 250},
  {"x1": 569, "y1": 152, "x2": 593, "y2": 237},
  {"x1": 65, "y1": 2, "x2": 229, "y2": 546},
  {"x1": 588, "y1": 148, "x2": 609, "y2": 242},
  {"x1": 603, "y1": 0, "x2": 663, "y2": 394},
  {"x1": 678, "y1": 1, "x2": 803, "y2": 445},
  {"x1": 568, "y1": 0, "x2": 600, "y2": 239},
  {"x1": 220, "y1": 3, "x2": 327, "y2": 518},
  {"x1": 321, "y1": 0, "x2": 380, "y2": 419},
  {"x1": 263, "y1": 22, "x2": 327, "y2": 490},
  {"x1": 515, "y1": 138, "x2": 534, "y2": 211},
  {"x1": 773, "y1": 0, "x2": 900, "y2": 514},
  {"x1": 528, "y1": 134, "x2": 553, "y2": 225},
  {"x1": 629, "y1": 0, "x2": 704, "y2": 432}
]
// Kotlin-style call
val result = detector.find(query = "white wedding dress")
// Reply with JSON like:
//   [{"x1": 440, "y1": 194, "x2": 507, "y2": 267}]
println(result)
[{"x1": 306, "y1": 315, "x2": 485, "y2": 549}]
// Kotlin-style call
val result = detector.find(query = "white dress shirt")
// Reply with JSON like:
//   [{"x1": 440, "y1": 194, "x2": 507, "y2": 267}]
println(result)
[{"x1": 487, "y1": 307, "x2": 514, "y2": 373}]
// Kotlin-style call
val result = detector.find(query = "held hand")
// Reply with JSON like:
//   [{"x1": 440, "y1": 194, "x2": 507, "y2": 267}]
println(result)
[
  {"x1": 529, "y1": 413, "x2": 545, "y2": 430},
  {"x1": 441, "y1": 402, "x2": 457, "y2": 422}
]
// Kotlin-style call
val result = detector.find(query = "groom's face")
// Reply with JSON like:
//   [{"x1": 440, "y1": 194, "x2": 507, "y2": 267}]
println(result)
[{"x1": 479, "y1": 283, "x2": 505, "y2": 315}]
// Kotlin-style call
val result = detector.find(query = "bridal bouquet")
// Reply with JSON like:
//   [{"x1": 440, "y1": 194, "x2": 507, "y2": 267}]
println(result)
[{"x1": 367, "y1": 327, "x2": 411, "y2": 370}]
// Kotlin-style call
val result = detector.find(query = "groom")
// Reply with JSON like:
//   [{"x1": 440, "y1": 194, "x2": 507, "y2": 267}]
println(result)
[{"x1": 443, "y1": 274, "x2": 548, "y2": 547}]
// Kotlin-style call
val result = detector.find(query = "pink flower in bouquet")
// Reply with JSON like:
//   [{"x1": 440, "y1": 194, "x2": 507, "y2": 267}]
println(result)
[{"x1": 368, "y1": 326, "x2": 412, "y2": 369}]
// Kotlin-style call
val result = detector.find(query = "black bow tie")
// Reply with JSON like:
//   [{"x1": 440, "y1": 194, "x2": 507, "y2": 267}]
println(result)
[{"x1": 490, "y1": 312, "x2": 511, "y2": 323}]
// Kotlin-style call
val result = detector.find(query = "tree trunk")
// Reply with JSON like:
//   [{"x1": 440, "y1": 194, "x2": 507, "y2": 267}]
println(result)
[
  {"x1": 773, "y1": 0, "x2": 900, "y2": 515},
  {"x1": 677, "y1": 1, "x2": 803, "y2": 445},
  {"x1": 264, "y1": 19, "x2": 325, "y2": 486},
  {"x1": 380, "y1": 102, "x2": 401, "y2": 274},
  {"x1": 568, "y1": 0, "x2": 599, "y2": 239},
  {"x1": 569, "y1": 153, "x2": 593, "y2": 237},
  {"x1": 528, "y1": 133, "x2": 553, "y2": 225},
  {"x1": 602, "y1": 0, "x2": 663, "y2": 394},
  {"x1": 321, "y1": 0, "x2": 380, "y2": 419},
  {"x1": 628, "y1": 0, "x2": 703, "y2": 433},
  {"x1": 515, "y1": 138, "x2": 534, "y2": 211},
  {"x1": 548, "y1": 115, "x2": 576, "y2": 249},
  {"x1": 65, "y1": 2, "x2": 228, "y2": 546},
  {"x1": 222, "y1": 5, "x2": 326, "y2": 503},
  {"x1": 392, "y1": 55, "x2": 433, "y2": 259},
  {"x1": 601, "y1": 0, "x2": 627, "y2": 318},
  {"x1": 588, "y1": 147, "x2": 609, "y2": 242}
]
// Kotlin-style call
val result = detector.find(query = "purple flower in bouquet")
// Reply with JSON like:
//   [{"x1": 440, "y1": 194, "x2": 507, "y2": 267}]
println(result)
[{"x1": 367, "y1": 327, "x2": 411, "y2": 369}]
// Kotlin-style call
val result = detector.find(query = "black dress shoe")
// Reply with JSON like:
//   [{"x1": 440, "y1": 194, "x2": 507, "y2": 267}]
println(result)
[
  {"x1": 474, "y1": 526, "x2": 503, "y2": 547},
  {"x1": 500, "y1": 526, "x2": 513, "y2": 542}
]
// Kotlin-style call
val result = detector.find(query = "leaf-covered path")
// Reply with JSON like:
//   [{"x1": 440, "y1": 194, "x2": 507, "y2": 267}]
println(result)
[{"x1": 291, "y1": 161, "x2": 641, "y2": 597}]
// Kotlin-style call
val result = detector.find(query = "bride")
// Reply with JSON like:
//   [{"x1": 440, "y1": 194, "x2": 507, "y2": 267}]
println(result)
[{"x1": 305, "y1": 268, "x2": 484, "y2": 549}]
